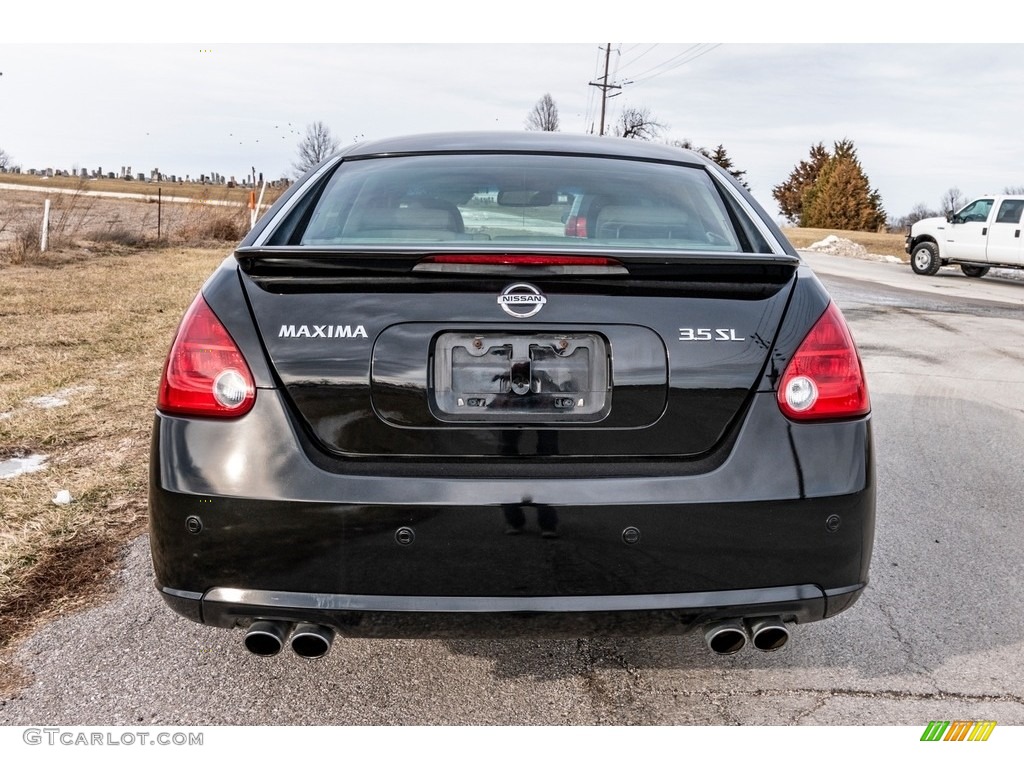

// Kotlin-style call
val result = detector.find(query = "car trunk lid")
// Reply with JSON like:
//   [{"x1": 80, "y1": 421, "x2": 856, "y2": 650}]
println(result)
[{"x1": 238, "y1": 249, "x2": 797, "y2": 460}]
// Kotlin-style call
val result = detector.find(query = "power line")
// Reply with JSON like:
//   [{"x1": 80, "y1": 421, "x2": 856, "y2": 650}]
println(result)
[
  {"x1": 618, "y1": 43, "x2": 659, "y2": 71},
  {"x1": 585, "y1": 43, "x2": 722, "y2": 134},
  {"x1": 623, "y1": 44, "x2": 722, "y2": 85},
  {"x1": 622, "y1": 44, "x2": 705, "y2": 81}
]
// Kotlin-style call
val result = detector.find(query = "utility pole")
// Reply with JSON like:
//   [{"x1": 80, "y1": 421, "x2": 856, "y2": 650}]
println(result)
[{"x1": 588, "y1": 43, "x2": 621, "y2": 136}]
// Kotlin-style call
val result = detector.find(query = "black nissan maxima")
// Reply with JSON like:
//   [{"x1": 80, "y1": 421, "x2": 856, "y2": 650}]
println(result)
[{"x1": 149, "y1": 132, "x2": 874, "y2": 659}]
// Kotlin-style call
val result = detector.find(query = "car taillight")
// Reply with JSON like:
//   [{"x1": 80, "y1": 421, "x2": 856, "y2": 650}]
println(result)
[
  {"x1": 157, "y1": 294, "x2": 256, "y2": 418},
  {"x1": 564, "y1": 215, "x2": 587, "y2": 237},
  {"x1": 777, "y1": 302, "x2": 869, "y2": 421}
]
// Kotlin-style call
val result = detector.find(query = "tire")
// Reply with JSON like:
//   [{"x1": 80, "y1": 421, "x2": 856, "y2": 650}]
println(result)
[
  {"x1": 910, "y1": 242, "x2": 942, "y2": 275},
  {"x1": 961, "y1": 265, "x2": 990, "y2": 278}
]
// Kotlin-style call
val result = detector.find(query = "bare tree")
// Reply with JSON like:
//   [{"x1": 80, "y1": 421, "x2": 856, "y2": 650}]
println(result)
[
  {"x1": 1002, "y1": 185, "x2": 1024, "y2": 195},
  {"x1": 525, "y1": 93, "x2": 560, "y2": 132},
  {"x1": 0, "y1": 146, "x2": 11, "y2": 171},
  {"x1": 941, "y1": 187, "x2": 966, "y2": 215},
  {"x1": 612, "y1": 106, "x2": 666, "y2": 141},
  {"x1": 293, "y1": 121, "x2": 340, "y2": 176},
  {"x1": 891, "y1": 202, "x2": 940, "y2": 231}
]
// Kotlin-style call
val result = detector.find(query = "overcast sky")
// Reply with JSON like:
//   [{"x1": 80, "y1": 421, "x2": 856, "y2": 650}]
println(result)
[{"x1": 2, "y1": 4, "x2": 1016, "y2": 222}]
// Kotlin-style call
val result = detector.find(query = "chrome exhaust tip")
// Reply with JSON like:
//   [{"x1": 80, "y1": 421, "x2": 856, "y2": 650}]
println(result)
[
  {"x1": 243, "y1": 620, "x2": 293, "y2": 656},
  {"x1": 703, "y1": 618, "x2": 748, "y2": 655},
  {"x1": 748, "y1": 617, "x2": 790, "y2": 652},
  {"x1": 290, "y1": 623, "x2": 336, "y2": 659}
]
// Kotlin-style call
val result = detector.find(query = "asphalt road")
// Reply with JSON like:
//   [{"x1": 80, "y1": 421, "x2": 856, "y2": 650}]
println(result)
[{"x1": 1, "y1": 253, "x2": 1022, "y2": 726}]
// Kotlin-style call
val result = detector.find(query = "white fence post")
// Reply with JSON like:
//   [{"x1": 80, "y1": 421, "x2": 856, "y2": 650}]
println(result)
[
  {"x1": 40, "y1": 198, "x2": 50, "y2": 252},
  {"x1": 256, "y1": 180, "x2": 267, "y2": 213}
]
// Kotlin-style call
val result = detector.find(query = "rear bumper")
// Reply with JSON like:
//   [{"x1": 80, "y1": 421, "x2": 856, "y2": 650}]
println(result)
[
  {"x1": 149, "y1": 389, "x2": 875, "y2": 637},
  {"x1": 159, "y1": 582, "x2": 865, "y2": 638}
]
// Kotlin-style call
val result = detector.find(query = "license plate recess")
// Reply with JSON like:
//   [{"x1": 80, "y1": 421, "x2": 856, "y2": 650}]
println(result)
[{"x1": 431, "y1": 332, "x2": 610, "y2": 423}]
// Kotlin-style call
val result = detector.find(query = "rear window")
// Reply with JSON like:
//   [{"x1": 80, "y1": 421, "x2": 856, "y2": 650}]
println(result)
[{"x1": 271, "y1": 153, "x2": 771, "y2": 253}]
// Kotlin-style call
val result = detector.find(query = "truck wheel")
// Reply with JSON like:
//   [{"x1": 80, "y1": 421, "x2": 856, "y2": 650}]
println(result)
[
  {"x1": 911, "y1": 242, "x2": 942, "y2": 275},
  {"x1": 961, "y1": 265, "x2": 990, "y2": 278}
]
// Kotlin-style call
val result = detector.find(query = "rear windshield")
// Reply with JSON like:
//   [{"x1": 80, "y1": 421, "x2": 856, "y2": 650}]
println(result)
[{"x1": 274, "y1": 153, "x2": 771, "y2": 252}]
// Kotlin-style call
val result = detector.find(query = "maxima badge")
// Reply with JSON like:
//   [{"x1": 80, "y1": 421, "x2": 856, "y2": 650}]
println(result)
[{"x1": 498, "y1": 283, "x2": 547, "y2": 318}]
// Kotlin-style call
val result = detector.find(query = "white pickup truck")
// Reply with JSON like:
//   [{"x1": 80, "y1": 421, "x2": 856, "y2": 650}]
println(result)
[{"x1": 906, "y1": 195, "x2": 1024, "y2": 277}]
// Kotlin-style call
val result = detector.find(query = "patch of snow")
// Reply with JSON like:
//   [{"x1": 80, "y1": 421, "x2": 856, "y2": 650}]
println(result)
[
  {"x1": 26, "y1": 385, "x2": 92, "y2": 410},
  {"x1": 0, "y1": 453, "x2": 48, "y2": 480},
  {"x1": 991, "y1": 267, "x2": 1024, "y2": 283},
  {"x1": 808, "y1": 235, "x2": 869, "y2": 259},
  {"x1": 52, "y1": 489, "x2": 73, "y2": 505},
  {"x1": 0, "y1": 412, "x2": 11, "y2": 420},
  {"x1": 28, "y1": 395, "x2": 70, "y2": 409},
  {"x1": 806, "y1": 235, "x2": 902, "y2": 264}
]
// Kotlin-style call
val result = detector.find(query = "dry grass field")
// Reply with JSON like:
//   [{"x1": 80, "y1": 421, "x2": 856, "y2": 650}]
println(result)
[
  {"x1": 0, "y1": 175, "x2": 284, "y2": 260},
  {"x1": 0, "y1": 183, "x2": 907, "y2": 688},
  {"x1": 0, "y1": 245, "x2": 228, "y2": 687},
  {"x1": 1, "y1": 181, "x2": 279, "y2": 688},
  {"x1": 0, "y1": 171, "x2": 271, "y2": 204}
]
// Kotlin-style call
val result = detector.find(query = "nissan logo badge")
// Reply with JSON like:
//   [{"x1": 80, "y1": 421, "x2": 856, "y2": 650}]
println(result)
[{"x1": 498, "y1": 283, "x2": 547, "y2": 319}]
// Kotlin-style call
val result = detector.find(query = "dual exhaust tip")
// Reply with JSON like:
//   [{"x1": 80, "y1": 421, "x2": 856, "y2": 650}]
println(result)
[
  {"x1": 244, "y1": 621, "x2": 335, "y2": 659},
  {"x1": 245, "y1": 616, "x2": 787, "y2": 658},
  {"x1": 703, "y1": 617, "x2": 790, "y2": 655}
]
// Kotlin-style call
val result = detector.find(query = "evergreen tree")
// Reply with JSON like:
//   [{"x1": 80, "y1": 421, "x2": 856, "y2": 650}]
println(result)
[
  {"x1": 705, "y1": 144, "x2": 749, "y2": 190},
  {"x1": 772, "y1": 142, "x2": 830, "y2": 224},
  {"x1": 672, "y1": 139, "x2": 749, "y2": 190},
  {"x1": 800, "y1": 140, "x2": 886, "y2": 231}
]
